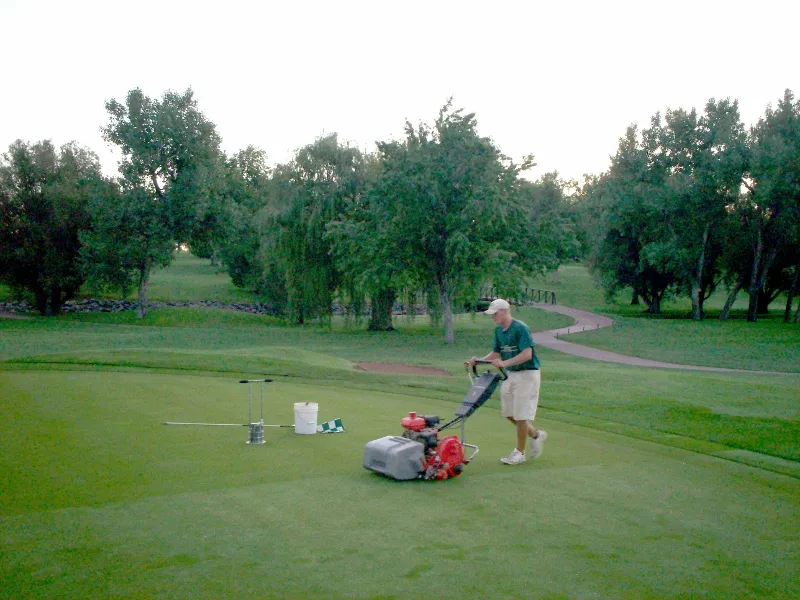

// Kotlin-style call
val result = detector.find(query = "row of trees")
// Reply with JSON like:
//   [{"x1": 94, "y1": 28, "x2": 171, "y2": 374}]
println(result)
[
  {"x1": 2, "y1": 87, "x2": 797, "y2": 332},
  {"x1": 1, "y1": 89, "x2": 226, "y2": 318},
  {"x1": 218, "y1": 102, "x2": 577, "y2": 343},
  {"x1": 0, "y1": 91, "x2": 578, "y2": 342},
  {"x1": 583, "y1": 91, "x2": 800, "y2": 322}
]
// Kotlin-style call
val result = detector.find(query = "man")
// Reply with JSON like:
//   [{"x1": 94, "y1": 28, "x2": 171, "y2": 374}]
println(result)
[{"x1": 466, "y1": 298, "x2": 546, "y2": 465}]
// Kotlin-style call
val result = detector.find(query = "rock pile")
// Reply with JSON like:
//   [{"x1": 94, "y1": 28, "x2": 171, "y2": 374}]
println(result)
[
  {"x1": 1, "y1": 299, "x2": 434, "y2": 317},
  {"x1": 0, "y1": 299, "x2": 282, "y2": 316},
  {"x1": 0, "y1": 301, "x2": 29, "y2": 314}
]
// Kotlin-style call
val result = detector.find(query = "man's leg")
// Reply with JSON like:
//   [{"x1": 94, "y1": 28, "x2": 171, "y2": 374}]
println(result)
[
  {"x1": 515, "y1": 419, "x2": 528, "y2": 453},
  {"x1": 517, "y1": 371, "x2": 546, "y2": 458},
  {"x1": 501, "y1": 375, "x2": 529, "y2": 464},
  {"x1": 506, "y1": 417, "x2": 538, "y2": 451}
]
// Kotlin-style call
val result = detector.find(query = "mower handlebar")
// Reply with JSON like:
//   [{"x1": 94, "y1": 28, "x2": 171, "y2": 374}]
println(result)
[{"x1": 472, "y1": 360, "x2": 508, "y2": 380}]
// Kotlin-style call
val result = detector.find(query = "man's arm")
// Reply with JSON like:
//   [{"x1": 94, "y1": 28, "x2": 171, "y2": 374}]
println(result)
[
  {"x1": 491, "y1": 347, "x2": 531, "y2": 369},
  {"x1": 464, "y1": 351, "x2": 500, "y2": 367}
]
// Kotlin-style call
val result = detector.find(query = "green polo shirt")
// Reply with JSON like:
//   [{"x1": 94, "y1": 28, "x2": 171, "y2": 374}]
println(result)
[{"x1": 493, "y1": 319, "x2": 540, "y2": 371}]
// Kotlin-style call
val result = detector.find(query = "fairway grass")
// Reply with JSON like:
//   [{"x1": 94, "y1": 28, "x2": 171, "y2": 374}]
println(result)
[
  {"x1": 2, "y1": 371, "x2": 798, "y2": 600},
  {"x1": 2, "y1": 257, "x2": 799, "y2": 599},
  {"x1": 124, "y1": 252, "x2": 255, "y2": 303}
]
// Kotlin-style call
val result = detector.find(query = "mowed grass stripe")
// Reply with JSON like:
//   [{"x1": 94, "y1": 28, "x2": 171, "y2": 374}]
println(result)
[
  {"x1": 0, "y1": 305, "x2": 572, "y2": 363},
  {"x1": 5, "y1": 346, "x2": 799, "y2": 469},
  {"x1": 3, "y1": 432, "x2": 798, "y2": 599}
]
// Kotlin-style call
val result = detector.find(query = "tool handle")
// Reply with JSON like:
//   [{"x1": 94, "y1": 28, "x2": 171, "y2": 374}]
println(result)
[
  {"x1": 472, "y1": 359, "x2": 508, "y2": 380},
  {"x1": 239, "y1": 378, "x2": 274, "y2": 383}
]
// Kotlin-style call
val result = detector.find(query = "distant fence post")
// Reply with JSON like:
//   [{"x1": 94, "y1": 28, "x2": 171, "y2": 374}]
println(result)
[
  {"x1": 523, "y1": 289, "x2": 556, "y2": 305},
  {"x1": 476, "y1": 287, "x2": 557, "y2": 309}
]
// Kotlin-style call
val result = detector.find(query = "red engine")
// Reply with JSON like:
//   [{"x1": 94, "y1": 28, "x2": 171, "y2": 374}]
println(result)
[{"x1": 401, "y1": 412, "x2": 465, "y2": 480}]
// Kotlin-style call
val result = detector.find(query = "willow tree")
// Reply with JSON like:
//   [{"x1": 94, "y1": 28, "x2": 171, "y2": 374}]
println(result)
[
  {"x1": 264, "y1": 134, "x2": 370, "y2": 324},
  {"x1": 325, "y1": 151, "x2": 410, "y2": 331}
]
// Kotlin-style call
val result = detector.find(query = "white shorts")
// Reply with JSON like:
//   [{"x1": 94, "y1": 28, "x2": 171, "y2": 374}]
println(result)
[{"x1": 500, "y1": 370, "x2": 541, "y2": 421}]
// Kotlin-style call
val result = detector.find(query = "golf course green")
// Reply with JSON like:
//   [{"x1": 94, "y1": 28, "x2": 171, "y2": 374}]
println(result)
[{"x1": 2, "y1": 255, "x2": 798, "y2": 599}]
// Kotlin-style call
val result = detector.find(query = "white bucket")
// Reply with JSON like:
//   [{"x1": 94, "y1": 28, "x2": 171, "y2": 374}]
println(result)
[{"x1": 293, "y1": 402, "x2": 318, "y2": 434}]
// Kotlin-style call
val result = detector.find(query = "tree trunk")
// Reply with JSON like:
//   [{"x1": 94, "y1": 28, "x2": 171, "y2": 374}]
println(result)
[
  {"x1": 48, "y1": 286, "x2": 63, "y2": 316},
  {"x1": 438, "y1": 281, "x2": 455, "y2": 344},
  {"x1": 368, "y1": 288, "x2": 396, "y2": 331},
  {"x1": 747, "y1": 241, "x2": 779, "y2": 323},
  {"x1": 698, "y1": 284, "x2": 708, "y2": 319},
  {"x1": 210, "y1": 249, "x2": 219, "y2": 267},
  {"x1": 641, "y1": 282, "x2": 661, "y2": 314},
  {"x1": 691, "y1": 277, "x2": 703, "y2": 320},
  {"x1": 150, "y1": 171, "x2": 164, "y2": 199},
  {"x1": 746, "y1": 228, "x2": 764, "y2": 322},
  {"x1": 34, "y1": 289, "x2": 48, "y2": 316},
  {"x1": 36, "y1": 286, "x2": 63, "y2": 316},
  {"x1": 648, "y1": 293, "x2": 661, "y2": 314},
  {"x1": 690, "y1": 226, "x2": 710, "y2": 321},
  {"x1": 757, "y1": 289, "x2": 771, "y2": 314},
  {"x1": 44, "y1": 294, "x2": 54, "y2": 316},
  {"x1": 785, "y1": 263, "x2": 799, "y2": 323},
  {"x1": 630, "y1": 289, "x2": 640, "y2": 305},
  {"x1": 136, "y1": 263, "x2": 150, "y2": 319},
  {"x1": 720, "y1": 275, "x2": 744, "y2": 320}
]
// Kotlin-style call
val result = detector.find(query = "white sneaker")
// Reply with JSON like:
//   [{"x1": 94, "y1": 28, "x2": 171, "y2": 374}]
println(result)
[
  {"x1": 500, "y1": 449, "x2": 526, "y2": 465},
  {"x1": 529, "y1": 430, "x2": 548, "y2": 458}
]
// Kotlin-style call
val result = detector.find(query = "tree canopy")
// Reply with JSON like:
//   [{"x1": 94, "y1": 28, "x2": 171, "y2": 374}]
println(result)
[
  {"x1": 338, "y1": 102, "x2": 540, "y2": 343},
  {"x1": 92, "y1": 87, "x2": 225, "y2": 316},
  {"x1": 0, "y1": 140, "x2": 110, "y2": 315},
  {"x1": 584, "y1": 93, "x2": 799, "y2": 322}
]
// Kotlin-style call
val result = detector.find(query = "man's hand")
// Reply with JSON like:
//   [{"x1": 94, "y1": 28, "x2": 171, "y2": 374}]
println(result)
[
  {"x1": 464, "y1": 356, "x2": 477, "y2": 368},
  {"x1": 491, "y1": 358, "x2": 505, "y2": 369}
]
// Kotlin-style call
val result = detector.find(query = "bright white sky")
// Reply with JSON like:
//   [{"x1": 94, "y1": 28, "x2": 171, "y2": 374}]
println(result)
[{"x1": 1, "y1": 0, "x2": 798, "y2": 182}]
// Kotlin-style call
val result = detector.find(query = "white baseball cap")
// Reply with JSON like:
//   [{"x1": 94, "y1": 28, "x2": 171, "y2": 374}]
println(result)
[{"x1": 484, "y1": 298, "x2": 510, "y2": 314}]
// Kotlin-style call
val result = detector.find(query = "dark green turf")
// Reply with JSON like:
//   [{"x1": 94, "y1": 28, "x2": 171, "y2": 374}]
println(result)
[{"x1": 1, "y1": 371, "x2": 798, "y2": 599}]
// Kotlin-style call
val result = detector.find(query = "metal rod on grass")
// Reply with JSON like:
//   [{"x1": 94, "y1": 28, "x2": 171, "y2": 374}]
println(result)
[
  {"x1": 164, "y1": 421, "x2": 292, "y2": 428},
  {"x1": 164, "y1": 422, "x2": 248, "y2": 427}
]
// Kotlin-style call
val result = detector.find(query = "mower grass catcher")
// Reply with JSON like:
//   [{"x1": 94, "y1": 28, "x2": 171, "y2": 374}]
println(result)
[{"x1": 363, "y1": 361, "x2": 507, "y2": 481}]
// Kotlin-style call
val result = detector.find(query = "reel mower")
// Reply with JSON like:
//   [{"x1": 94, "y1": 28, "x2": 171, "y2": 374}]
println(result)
[{"x1": 363, "y1": 360, "x2": 507, "y2": 481}]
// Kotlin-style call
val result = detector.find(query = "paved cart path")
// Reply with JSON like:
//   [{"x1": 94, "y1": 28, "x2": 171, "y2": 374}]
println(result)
[{"x1": 531, "y1": 303, "x2": 797, "y2": 375}]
